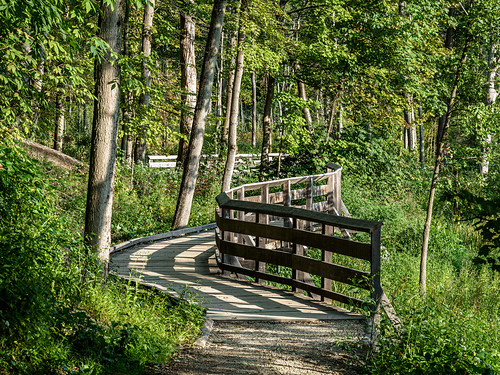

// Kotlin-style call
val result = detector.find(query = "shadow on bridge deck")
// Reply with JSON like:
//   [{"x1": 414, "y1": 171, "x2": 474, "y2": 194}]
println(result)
[{"x1": 111, "y1": 230, "x2": 364, "y2": 322}]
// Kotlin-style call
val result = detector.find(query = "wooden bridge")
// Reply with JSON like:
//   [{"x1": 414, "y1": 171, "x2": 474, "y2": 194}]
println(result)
[{"x1": 111, "y1": 163, "x2": 399, "y2": 326}]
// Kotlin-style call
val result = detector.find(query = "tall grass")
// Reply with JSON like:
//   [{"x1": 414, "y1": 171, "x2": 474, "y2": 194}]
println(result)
[
  {"x1": 340, "y1": 173, "x2": 499, "y2": 374},
  {"x1": 0, "y1": 141, "x2": 208, "y2": 374}
]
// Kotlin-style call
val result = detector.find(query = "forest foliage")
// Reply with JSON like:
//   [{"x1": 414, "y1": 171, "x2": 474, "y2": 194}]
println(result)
[{"x1": 0, "y1": 0, "x2": 499, "y2": 373}]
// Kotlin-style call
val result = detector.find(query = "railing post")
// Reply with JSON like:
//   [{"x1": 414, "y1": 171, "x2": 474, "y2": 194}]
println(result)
[
  {"x1": 305, "y1": 177, "x2": 313, "y2": 230},
  {"x1": 321, "y1": 223, "x2": 333, "y2": 303},
  {"x1": 334, "y1": 170, "x2": 342, "y2": 216},
  {"x1": 256, "y1": 184, "x2": 268, "y2": 284},
  {"x1": 291, "y1": 217, "x2": 298, "y2": 292},
  {"x1": 370, "y1": 227, "x2": 383, "y2": 315},
  {"x1": 222, "y1": 207, "x2": 230, "y2": 276},
  {"x1": 291, "y1": 217, "x2": 305, "y2": 293},
  {"x1": 237, "y1": 187, "x2": 245, "y2": 244},
  {"x1": 326, "y1": 174, "x2": 334, "y2": 215}
]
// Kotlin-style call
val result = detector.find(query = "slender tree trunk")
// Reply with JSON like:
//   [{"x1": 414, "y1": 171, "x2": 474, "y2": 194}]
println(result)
[
  {"x1": 418, "y1": 105, "x2": 425, "y2": 168},
  {"x1": 216, "y1": 32, "x2": 224, "y2": 149},
  {"x1": 84, "y1": 0, "x2": 124, "y2": 275},
  {"x1": 480, "y1": 42, "x2": 498, "y2": 175},
  {"x1": 260, "y1": 74, "x2": 275, "y2": 173},
  {"x1": 177, "y1": 0, "x2": 197, "y2": 166},
  {"x1": 251, "y1": 71, "x2": 257, "y2": 148},
  {"x1": 120, "y1": 0, "x2": 134, "y2": 164},
  {"x1": 221, "y1": 30, "x2": 237, "y2": 147},
  {"x1": 32, "y1": 47, "x2": 45, "y2": 127},
  {"x1": 420, "y1": 11, "x2": 472, "y2": 293},
  {"x1": 172, "y1": 0, "x2": 227, "y2": 229},
  {"x1": 325, "y1": 91, "x2": 341, "y2": 143},
  {"x1": 134, "y1": 0, "x2": 155, "y2": 164},
  {"x1": 83, "y1": 100, "x2": 88, "y2": 133},
  {"x1": 240, "y1": 100, "x2": 245, "y2": 128},
  {"x1": 295, "y1": 63, "x2": 313, "y2": 132},
  {"x1": 222, "y1": 0, "x2": 246, "y2": 192},
  {"x1": 53, "y1": 94, "x2": 65, "y2": 151}
]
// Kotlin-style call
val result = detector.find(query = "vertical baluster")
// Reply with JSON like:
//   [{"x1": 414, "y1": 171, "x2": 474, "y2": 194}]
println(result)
[
  {"x1": 237, "y1": 187, "x2": 245, "y2": 244},
  {"x1": 327, "y1": 174, "x2": 334, "y2": 215},
  {"x1": 370, "y1": 227, "x2": 382, "y2": 316},
  {"x1": 321, "y1": 223, "x2": 333, "y2": 303},
  {"x1": 256, "y1": 184, "x2": 268, "y2": 284},
  {"x1": 222, "y1": 206, "x2": 230, "y2": 275},
  {"x1": 305, "y1": 177, "x2": 313, "y2": 231},
  {"x1": 334, "y1": 170, "x2": 342, "y2": 216}
]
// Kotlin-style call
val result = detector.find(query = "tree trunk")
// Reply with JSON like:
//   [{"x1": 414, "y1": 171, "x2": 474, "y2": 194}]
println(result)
[
  {"x1": 134, "y1": 0, "x2": 155, "y2": 164},
  {"x1": 32, "y1": 47, "x2": 45, "y2": 127},
  {"x1": 221, "y1": 30, "x2": 237, "y2": 147},
  {"x1": 295, "y1": 63, "x2": 313, "y2": 132},
  {"x1": 297, "y1": 79, "x2": 312, "y2": 131},
  {"x1": 172, "y1": 0, "x2": 227, "y2": 229},
  {"x1": 216, "y1": 32, "x2": 224, "y2": 149},
  {"x1": 325, "y1": 91, "x2": 341, "y2": 143},
  {"x1": 177, "y1": 0, "x2": 197, "y2": 166},
  {"x1": 251, "y1": 71, "x2": 257, "y2": 148},
  {"x1": 53, "y1": 94, "x2": 65, "y2": 151},
  {"x1": 260, "y1": 74, "x2": 275, "y2": 172},
  {"x1": 222, "y1": 0, "x2": 246, "y2": 192},
  {"x1": 480, "y1": 42, "x2": 498, "y2": 175},
  {"x1": 84, "y1": 0, "x2": 124, "y2": 275},
  {"x1": 420, "y1": 10, "x2": 472, "y2": 293},
  {"x1": 120, "y1": 0, "x2": 134, "y2": 164}
]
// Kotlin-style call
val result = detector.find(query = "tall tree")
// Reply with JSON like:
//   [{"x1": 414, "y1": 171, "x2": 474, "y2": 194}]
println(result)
[
  {"x1": 251, "y1": 71, "x2": 257, "y2": 148},
  {"x1": 420, "y1": 3, "x2": 473, "y2": 293},
  {"x1": 120, "y1": 0, "x2": 134, "y2": 164},
  {"x1": 480, "y1": 41, "x2": 499, "y2": 175},
  {"x1": 220, "y1": 30, "x2": 237, "y2": 147},
  {"x1": 53, "y1": 93, "x2": 65, "y2": 151},
  {"x1": 222, "y1": 0, "x2": 247, "y2": 192},
  {"x1": 177, "y1": 0, "x2": 197, "y2": 166},
  {"x1": 84, "y1": 0, "x2": 124, "y2": 274},
  {"x1": 134, "y1": 0, "x2": 155, "y2": 164},
  {"x1": 260, "y1": 74, "x2": 275, "y2": 172},
  {"x1": 172, "y1": 0, "x2": 227, "y2": 229}
]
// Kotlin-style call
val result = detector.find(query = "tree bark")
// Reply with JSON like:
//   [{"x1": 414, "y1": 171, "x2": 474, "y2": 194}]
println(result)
[
  {"x1": 222, "y1": 0, "x2": 246, "y2": 192},
  {"x1": 172, "y1": 0, "x2": 227, "y2": 229},
  {"x1": 120, "y1": 0, "x2": 134, "y2": 164},
  {"x1": 295, "y1": 63, "x2": 313, "y2": 132},
  {"x1": 325, "y1": 91, "x2": 341, "y2": 143},
  {"x1": 221, "y1": 30, "x2": 237, "y2": 147},
  {"x1": 134, "y1": 0, "x2": 155, "y2": 164},
  {"x1": 420, "y1": 8, "x2": 472, "y2": 293},
  {"x1": 403, "y1": 95, "x2": 416, "y2": 151},
  {"x1": 53, "y1": 94, "x2": 65, "y2": 151},
  {"x1": 251, "y1": 71, "x2": 257, "y2": 148},
  {"x1": 480, "y1": 42, "x2": 498, "y2": 175},
  {"x1": 177, "y1": 0, "x2": 197, "y2": 166},
  {"x1": 84, "y1": 0, "x2": 124, "y2": 275},
  {"x1": 260, "y1": 74, "x2": 275, "y2": 173},
  {"x1": 216, "y1": 32, "x2": 224, "y2": 149},
  {"x1": 418, "y1": 104, "x2": 425, "y2": 168}
]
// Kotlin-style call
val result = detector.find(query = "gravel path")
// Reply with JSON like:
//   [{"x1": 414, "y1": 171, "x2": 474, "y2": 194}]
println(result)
[{"x1": 158, "y1": 320, "x2": 369, "y2": 375}]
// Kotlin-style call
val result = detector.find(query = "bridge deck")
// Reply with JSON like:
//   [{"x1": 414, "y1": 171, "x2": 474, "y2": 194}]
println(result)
[{"x1": 111, "y1": 230, "x2": 363, "y2": 321}]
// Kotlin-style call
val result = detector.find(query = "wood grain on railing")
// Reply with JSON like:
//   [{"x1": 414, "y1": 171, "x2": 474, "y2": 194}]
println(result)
[{"x1": 216, "y1": 164, "x2": 387, "y2": 313}]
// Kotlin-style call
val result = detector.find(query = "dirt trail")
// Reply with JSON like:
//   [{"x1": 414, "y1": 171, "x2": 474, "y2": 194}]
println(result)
[{"x1": 158, "y1": 320, "x2": 369, "y2": 375}]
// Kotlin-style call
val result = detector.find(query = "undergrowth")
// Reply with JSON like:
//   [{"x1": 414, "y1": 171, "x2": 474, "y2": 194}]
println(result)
[{"x1": 0, "y1": 138, "x2": 207, "y2": 374}]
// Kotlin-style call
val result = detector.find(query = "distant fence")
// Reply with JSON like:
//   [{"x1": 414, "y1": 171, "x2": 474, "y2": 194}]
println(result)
[{"x1": 148, "y1": 153, "x2": 285, "y2": 169}]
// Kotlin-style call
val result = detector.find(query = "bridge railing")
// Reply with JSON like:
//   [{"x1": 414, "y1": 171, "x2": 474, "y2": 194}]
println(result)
[{"x1": 215, "y1": 163, "x2": 390, "y2": 315}]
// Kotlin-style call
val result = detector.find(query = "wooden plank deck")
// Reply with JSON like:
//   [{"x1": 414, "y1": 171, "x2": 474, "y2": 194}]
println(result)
[{"x1": 111, "y1": 230, "x2": 363, "y2": 321}]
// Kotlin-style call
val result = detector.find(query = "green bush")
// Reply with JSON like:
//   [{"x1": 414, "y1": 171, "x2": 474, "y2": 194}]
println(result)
[{"x1": 0, "y1": 139, "x2": 206, "y2": 374}]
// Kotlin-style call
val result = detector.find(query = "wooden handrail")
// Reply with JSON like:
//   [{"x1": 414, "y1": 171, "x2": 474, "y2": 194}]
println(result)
[{"x1": 215, "y1": 164, "x2": 385, "y2": 313}]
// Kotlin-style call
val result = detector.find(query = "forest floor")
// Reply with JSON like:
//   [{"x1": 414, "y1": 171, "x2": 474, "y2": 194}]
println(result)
[{"x1": 153, "y1": 319, "x2": 369, "y2": 375}]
